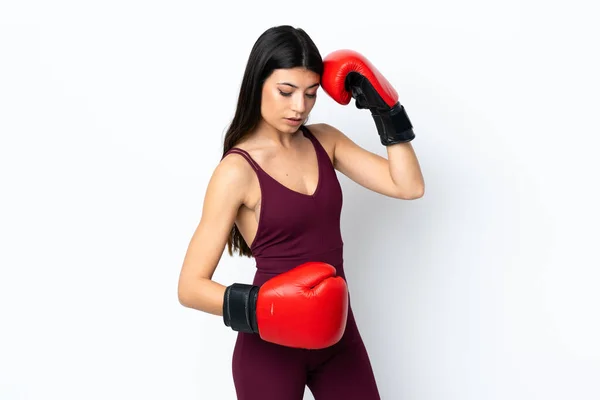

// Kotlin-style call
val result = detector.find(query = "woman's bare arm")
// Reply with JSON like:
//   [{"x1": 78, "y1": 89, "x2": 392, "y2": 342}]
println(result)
[{"x1": 177, "y1": 154, "x2": 251, "y2": 316}]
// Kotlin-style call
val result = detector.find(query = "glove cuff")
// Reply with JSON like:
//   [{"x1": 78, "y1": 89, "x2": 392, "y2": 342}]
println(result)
[
  {"x1": 371, "y1": 103, "x2": 415, "y2": 146},
  {"x1": 223, "y1": 283, "x2": 259, "y2": 334}
]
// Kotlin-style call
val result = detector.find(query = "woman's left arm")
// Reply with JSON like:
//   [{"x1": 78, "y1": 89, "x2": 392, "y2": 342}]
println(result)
[{"x1": 323, "y1": 123, "x2": 425, "y2": 200}]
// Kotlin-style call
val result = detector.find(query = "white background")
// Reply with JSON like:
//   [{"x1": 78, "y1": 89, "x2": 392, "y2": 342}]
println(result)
[{"x1": 1, "y1": 1, "x2": 599, "y2": 399}]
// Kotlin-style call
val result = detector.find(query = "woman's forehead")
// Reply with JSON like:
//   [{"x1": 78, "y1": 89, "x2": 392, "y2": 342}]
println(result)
[{"x1": 269, "y1": 68, "x2": 320, "y2": 86}]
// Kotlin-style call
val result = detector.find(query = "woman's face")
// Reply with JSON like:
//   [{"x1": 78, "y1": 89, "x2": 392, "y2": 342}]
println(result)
[{"x1": 260, "y1": 67, "x2": 320, "y2": 133}]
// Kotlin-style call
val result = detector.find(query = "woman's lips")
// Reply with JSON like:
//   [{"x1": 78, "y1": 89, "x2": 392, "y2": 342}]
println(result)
[{"x1": 285, "y1": 118, "x2": 302, "y2": 125}]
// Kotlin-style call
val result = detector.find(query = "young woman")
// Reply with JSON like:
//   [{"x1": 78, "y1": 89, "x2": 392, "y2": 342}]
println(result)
[{"x1": 178, "y1": 25, "x2": 424, "y2": 400}]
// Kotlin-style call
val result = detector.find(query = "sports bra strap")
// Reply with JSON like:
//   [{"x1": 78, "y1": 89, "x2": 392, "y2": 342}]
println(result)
[{"x1": 223, "y1": 148, "x2": 261, "y2": 172}]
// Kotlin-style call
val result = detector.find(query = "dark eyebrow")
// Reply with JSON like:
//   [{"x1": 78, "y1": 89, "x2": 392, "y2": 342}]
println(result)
[{"x1": 277, "y1": 82, "x2": 320, "y2": 89}]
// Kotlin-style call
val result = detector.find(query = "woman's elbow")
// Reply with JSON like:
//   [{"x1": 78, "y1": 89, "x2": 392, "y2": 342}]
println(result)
[
  {"x1": 410, "y1": 185, "x2": 425, "y2": 199},
  {"x1": 177, "y1": 277, "x2": 195, "y2": 308},
  {"x1": 177, "y1": 286, "x2": 190, "y2": 308},
  {"x1": 396, "y1": 185, "x2": 425, "y2": 200}
]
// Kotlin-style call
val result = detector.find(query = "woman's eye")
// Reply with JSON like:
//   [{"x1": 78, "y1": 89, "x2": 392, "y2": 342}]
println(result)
[{"x1": 278, "y1": 90, "x2": 316, "y2": 99}]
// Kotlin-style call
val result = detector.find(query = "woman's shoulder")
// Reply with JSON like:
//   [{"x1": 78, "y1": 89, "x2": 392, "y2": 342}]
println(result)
[
  {"x1": 215, "y1": 149, "x2": 256, "y2": 191},
  {"x1": 304, "y1": 123, "x2": 343, "y2": 156},
  {"x1": 223, "y1": 136, "x2": 274, "y2": 166},
  {"x1": 305, "y1": 122, "x2": 344, "y2": 141}
]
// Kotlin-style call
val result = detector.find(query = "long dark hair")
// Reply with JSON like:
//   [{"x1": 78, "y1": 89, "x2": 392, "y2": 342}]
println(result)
[{"x1": 223, "y1": 25, "x2": 323, "y2": 257}]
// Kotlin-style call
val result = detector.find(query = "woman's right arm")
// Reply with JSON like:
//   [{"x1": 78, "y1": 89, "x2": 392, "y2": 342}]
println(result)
[{"x1": 177, "y1": 155, "x2": 250, "y2": 316}]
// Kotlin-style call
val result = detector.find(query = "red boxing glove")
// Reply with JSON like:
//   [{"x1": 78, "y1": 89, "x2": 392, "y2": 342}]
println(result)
[
  {"x1": 321, "y1": 49, "x2": 415, "y2": 145},
  {"x1": 223, "y1": 262, "x2": 349, "y2": 349}
]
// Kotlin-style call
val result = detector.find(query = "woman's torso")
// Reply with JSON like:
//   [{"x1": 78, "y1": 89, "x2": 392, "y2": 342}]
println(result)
[{"x1": 222, "y1": 124, "x2": 345, "y2": 285}]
